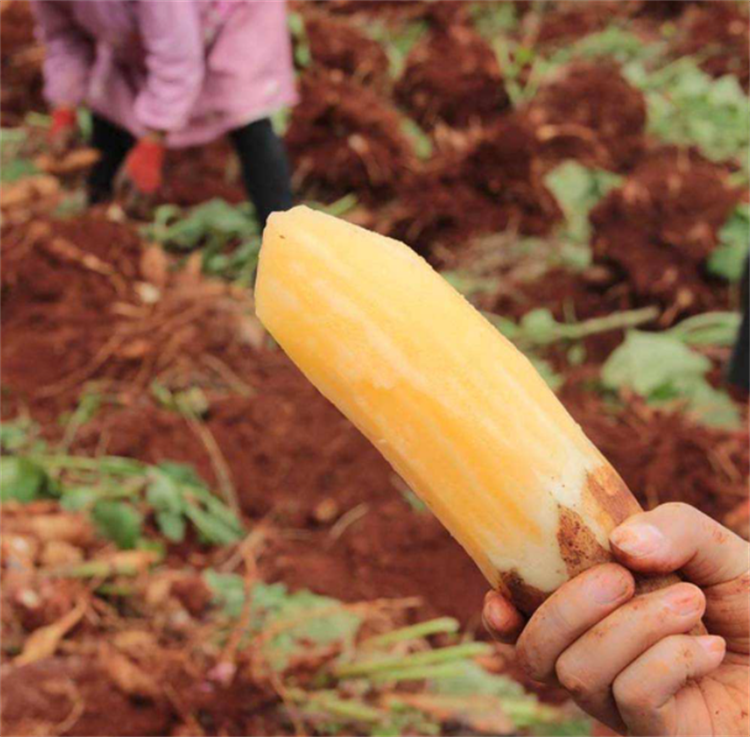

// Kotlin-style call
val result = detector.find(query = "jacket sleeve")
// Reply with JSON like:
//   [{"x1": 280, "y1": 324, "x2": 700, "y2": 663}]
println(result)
[
  {"x1": 133, "y1": 2, "x2": 206, "y2": 133},
  {"x1": 31, "y1": 1, "x2": 94, "y2": 107}
]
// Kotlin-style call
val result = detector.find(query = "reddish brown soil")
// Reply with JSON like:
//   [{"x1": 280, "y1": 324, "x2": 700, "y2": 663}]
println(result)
[
  {"x1": 303, "y1": 12, "x2": 391, "y2": 92},
  {"x1": 394, "y1": 25, "x2": 510, "y2": 131},
  {"x1": 590, "y1": 148, "x2": 741, "y2": 320},
  {"x1": 322, "y1": 0, "x2": 426, "y2": 22},
  {"x1": 527, "y1": 62, "x2": 647, "y2": 172},
  {"x1": 676, "y1": 1, "x2": 750, "y2": 90},
  {"x1": 561, "y1": 374, "x2": 750, "y2": 521},
  {"x1": 285, "y1": 70, "x2": 417, "y2": 204},
  {"x1": 529, "y1": 1, "x2": 636, "y2": 47},
  {"x1": 162, "y1": 140, "x2": 245, "y2": 207},
  {"x1": 1, "y1": 214, "x2": 259, "y2": 422},
  {"x1": 386, "y1": 116, "x2": 562, "y2": 253},
  {"x1": 0, "y1": 0, "x2": 45, "y2": 126},
  {"x1": 633, "y1": 1, "x2": 695, "y2": 20}
]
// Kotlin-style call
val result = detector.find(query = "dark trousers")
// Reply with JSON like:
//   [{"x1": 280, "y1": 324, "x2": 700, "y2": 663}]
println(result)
[
  {"x1": 728, "y1": 258, "x2": 749, "y2": 392},
  {"x1": 87, "y1": 114, "x2": 293, "y2": 227}
]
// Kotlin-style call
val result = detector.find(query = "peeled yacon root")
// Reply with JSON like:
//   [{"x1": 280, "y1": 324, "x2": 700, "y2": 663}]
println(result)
[{"x1": 255, "y1": 206, "x2": 682, "y2": 614}]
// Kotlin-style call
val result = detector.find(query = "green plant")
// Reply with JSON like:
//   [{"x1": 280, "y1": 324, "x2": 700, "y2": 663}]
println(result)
[
  {"x1": 365, "y1": 20, "x2": 427, "y2": 79},
  {"x1": 625, "y1": 59, "x2": 750, "y2": 174},
  {"x1": 0, "y1": 450, "x2": 244, "y2": 548},
  {"x1": 709, "y1": 204, "x2": 750, "y2": 283},
  {"x1": 602, "y1": 329, "x2": 741, "y2": 428},
  {"x1": 545, "y1": 162, "x2": 623, "y2": 253},
  {"x1": 489, "y1": 306, "x2": 659, "y2": 350},
  {"x1": 470, "y1": 2, "x2": 519, "y2": 39},
  {"x1": 203, "y1": 573, "x2": 586, "y2": 735},
  {"x1": 0, "y1": 128, "x2": 38, "y2": 182},
  {"x1": 142, "y1": 198, "x2": 262, "y2": 284}
]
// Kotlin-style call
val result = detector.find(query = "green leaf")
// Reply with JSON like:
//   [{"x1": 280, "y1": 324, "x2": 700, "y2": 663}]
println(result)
[
  {"x1": 60, "y1": 486, "x2": 100, "y2": 511},
  {"x1": 147, "y1": 473, "x2": 184, "y2": 512},
  {"x1": 708, "y1": 205, "x2": 749, "y2": 283},
  {"x1": 545, "y1": 162, "x2": 622, "y2": 245},
  {"x1": 204, "y1": 570, "x2": 247, "y2": 618},
  {"x1": 184, "y1": 504, "x2": 244, "y2": 546},
  {"x1": 602, "y1": 331, "x2": 711, "y2": 396},
  {"x1": 0, "y1": 418, "x2": 36, "y2": 452},
  {"x1": 156, "y1": 511, "x2": 187, "y2": 542},
  {"x1": 155, "y1": 461, "x2": 205, "y2": 488},
  {"x1": 602, "y1": 330, "x2": 740, "y2": 428},
  {"x1": 1, "y1": 157, "x2": 38, "y2": 183},
  {"x1": 0, "y1": 457, "x2": 49, "y2": 503},
  {"x1": 519, "y1": 309, "x2": 559, "y2": 345},
  {"x1": 92, "y1": 500, "x2": 143, "y2": 549}
]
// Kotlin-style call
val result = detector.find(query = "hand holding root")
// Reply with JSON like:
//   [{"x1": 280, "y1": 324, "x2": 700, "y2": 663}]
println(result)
[{"x1": 483, "y1": 503, "x2": 750, "y2": 736}]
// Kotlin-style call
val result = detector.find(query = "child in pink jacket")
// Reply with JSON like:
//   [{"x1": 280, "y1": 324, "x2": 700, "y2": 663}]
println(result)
[{"x1": 32, "y1": 0, "x2": 297, "y2": 225}]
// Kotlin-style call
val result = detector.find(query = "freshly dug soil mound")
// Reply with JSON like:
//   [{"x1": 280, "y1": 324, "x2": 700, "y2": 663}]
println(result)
[
  {"x1": 323, "y1": 0, "x2": 426, "y2": 22},
  {"x1": 530, "y1": 1, "x2": 634, "y2": 46},
  {"x1": 562, "y1": 378, "x2": 749, "y2": 523},
  {"x1": 676, "y1": 1, "x2": 749, "y2": 90},
  {"x1": 0, "y1": 0, "x2": 45, "y2": 126},
  {"x1": 304, "y1": 13, "x2": 391, "y2": 92},
  {"x1": 1, "y1": 215, "x2": 260, "y2": 421},
  {"x1": 163, "y1": 140, "x2": 245, "y2": 206},
  {"x1": 395, "y1": 25, "x2": 510, "y2": 131},
  {"x1": 285, "y1": 70, "x2": 416, "y2": 203},
  {"x1": 633, "y1": 0, "x2": 695, "y2": 20},
  {"x1": 590, "y1": 148, "x2": 741, "y2": 318},
  {"x1": 387, "y1": 117, "x2": 561, "y2": 253},
  {"x1": 527, "y1": 62, "x2": 647, "y2": 171}
]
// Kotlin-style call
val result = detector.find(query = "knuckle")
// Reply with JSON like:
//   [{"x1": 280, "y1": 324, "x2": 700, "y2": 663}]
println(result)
[
  {"x1": 612, "y1": 671, "x2": 656, "y2": 711},
  {"x1": 555, "y1": 653, "x2": 589, "y2": 698}
]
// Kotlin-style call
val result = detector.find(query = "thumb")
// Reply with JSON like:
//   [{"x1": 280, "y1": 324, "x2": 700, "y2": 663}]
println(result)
[
  {"x1": 610, "y1": 503, "x2": 748, "y2": 586},
  {"x1": 610, "y1": 502, "x2": 749, "y2": 649}
]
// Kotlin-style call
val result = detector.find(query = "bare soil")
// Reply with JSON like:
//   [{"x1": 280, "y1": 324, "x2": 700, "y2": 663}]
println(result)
[
  {"x1": 395, "y1": 25, "x2": 510, "y2": 131},
  {"x1": 285, "y1": 70, "x2": 416, "y2": 204},
  {"x1": 676, "y1": 1, "x2": 750, "y2": 90},
  {"x1": 527, "y1": 62, "x2": 647, "y2": 172},
  {"x1": 590, "y1": 148, "x2": 742, "y2": 320}
]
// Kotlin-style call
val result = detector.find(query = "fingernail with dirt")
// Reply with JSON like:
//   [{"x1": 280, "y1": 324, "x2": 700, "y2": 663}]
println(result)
[
  {"x1": 666, "y1": 586, "x2": 703, "y2": 616},
  {"x1": 591, "y1": 567, "x2": 632, "y2": 605},
  {"x1": 610, "y1": 523, "x2": 664, "y2": 558}
]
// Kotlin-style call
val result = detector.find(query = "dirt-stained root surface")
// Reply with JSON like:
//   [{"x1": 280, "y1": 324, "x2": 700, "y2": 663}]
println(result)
[
  {"x1": 676, "y1": 0, "x2": 750, "y2": 90},
  {"x1": 527, "y1": 62, "x2": 647, "y2": 172},
  {"x1": 303, "y1": 13, "x2": 391, "y2": 92},
  {"x1": 386, "y1": 116, "x2": 562, "y2": 253},
  {"x1": 590, "y1": 149, "x2": 741, "y2": 318},
  {"x1": 285, "y1": 71, "x2": 416, "y2": 203},
  {"x1": 395, "y1": 25, "x2": 510, "y2": 131}
]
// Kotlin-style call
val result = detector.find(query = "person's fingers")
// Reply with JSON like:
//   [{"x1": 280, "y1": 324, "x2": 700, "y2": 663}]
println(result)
[
  {"x1": 612, "y1": 634, "x2": 726, "y2": 736},
  {"x1": 610, "y1": 502, "x2": 748, "y2": 586},
  {"x1": 515, "y1": 563, "x2": 635, "y2": 683},
  {"x1": 482, "y1": 591, "x2": 525, "y2": 644},
  {"x1": 553, "y1": 582, "x2": 706, "y2": 729},
  {"x1": 611, "y1": 503, "x2": 750, "y2": 649}
]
